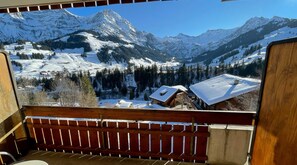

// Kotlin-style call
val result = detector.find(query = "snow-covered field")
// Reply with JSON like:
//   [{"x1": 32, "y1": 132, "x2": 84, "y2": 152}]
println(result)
[{"x1": 6, "y1": 41, "x2": 179, "y2": 79}]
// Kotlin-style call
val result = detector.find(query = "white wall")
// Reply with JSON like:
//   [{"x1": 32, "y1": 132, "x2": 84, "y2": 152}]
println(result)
[{"x1": 207, "y1": 125, "x2": 253, "y2": 165}]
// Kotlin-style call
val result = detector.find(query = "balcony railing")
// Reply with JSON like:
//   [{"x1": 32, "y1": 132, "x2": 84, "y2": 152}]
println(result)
[{"x1": 22, "y1": 106, "x2": 255, "y2": 164}]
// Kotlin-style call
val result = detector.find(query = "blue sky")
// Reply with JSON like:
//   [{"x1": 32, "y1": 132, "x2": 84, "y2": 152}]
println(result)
[{"x1": 68, "y1": 0, "x2": 297, "y2": 37}]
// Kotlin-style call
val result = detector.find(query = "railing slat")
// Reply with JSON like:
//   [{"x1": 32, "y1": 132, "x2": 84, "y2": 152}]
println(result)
[
  {"x1": 88, "y1": 121, "x2": 100, "y2": 152},
  {"x1": 184, "y1": 126, "x2": 192, "y2": 158},
  {"x1": 59, "y1": 120, "x2": 71, "y2": 148},
  {"x1": 32, "y1": 119, "x2": 44, "y2": 146},
  {"x1": 129, "y1": 123, "x2": 139, "y2": 156},
  {"x1": 195, "y1": 126, "x2": 208, "y2": 163},
  {"x1": 48, "y1": 120, "x2": 62, "y2": 152},
  {"x1": 173, "y1": 125, "x2": 184, "y2": 158},
  {"x1": 118, "y1": 122, "x2": 129, "y2": 155},
  {"x1": 68, "y1": 121, "x2": 80, "y2": 153},
  {"x1": 139, "y1": 123, "x2": 149, "y2": 158},
  {"x1": 78, "y1": 121, "x2": 89, "y2": 154},
  {"x1": 150, "y1": 124, "x2": 161, "y2": 156},
  {"x1": 107, "y1": 122, "x2": 119, "y2": 155},
  {"x1": 40, "y1": 119, "x2": 53, "y2": 149},
  {"x1": 161, "y1": 124, "x2": 172, "y2": 156}
]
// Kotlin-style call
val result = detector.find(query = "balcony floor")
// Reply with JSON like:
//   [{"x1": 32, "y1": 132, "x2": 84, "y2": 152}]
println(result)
[{"x1": 19, "y1": 150, "x2": 204, "y2": 165}]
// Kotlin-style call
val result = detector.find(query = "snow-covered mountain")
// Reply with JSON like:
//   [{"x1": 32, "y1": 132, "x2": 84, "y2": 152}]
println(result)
[
  {"x1": 158, "y1": 16, "x2": 297, "y2": 59},
  {"x1": 158, "y1": 28, "x2": 238, "y2": 58},
  {"x1": 1, "y1": 9, "x2": 297, "y2": 60},
  {"x1": 192, "y1": 16, "x2": 297, "y2": 64},
  {"x1": 1, "y1": 9, "x2": 297, "y2": 79},
  {"x1": 0, "y1": 10, "x2": 147, "y2": 45}
]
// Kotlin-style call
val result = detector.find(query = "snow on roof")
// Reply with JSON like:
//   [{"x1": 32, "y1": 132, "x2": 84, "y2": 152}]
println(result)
[
  {"x1": 172, "y1": 85, "x2": 188, "y2": 92},
  {"x1": 115, "y1": 100, "x2": 133, "y2": 108},
  {"x1": 149, "y1": 85, "x2": 186, "y2": 103},
  {"x1": 189, "y1": 74, "x2": 261, "y2": 105}
]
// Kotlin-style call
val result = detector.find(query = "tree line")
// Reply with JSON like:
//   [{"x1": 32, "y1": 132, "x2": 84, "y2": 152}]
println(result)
[
  {"x1": 16, "y1": 58, "x2": 264, "y2": 105},
  {"x1": 17, "y1": 72, "x2": 97, "y2": 107},
  {"x1": 92, "y1": 58, "x2": 264, "y2": 98}
]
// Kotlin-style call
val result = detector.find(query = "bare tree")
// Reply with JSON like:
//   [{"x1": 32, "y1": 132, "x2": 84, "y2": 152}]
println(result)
[
  {"x1": 53, "y1": 76, "x2": 98, "y2": 107},
  {"x1": 17, "y1": 73, "x2": 98, "y2": 107},
  {"x1": 53, "y1": 78, "x2": 80, "y2": 107},
  {"x1": 32, "y1": 91, "x2": 52, "y2": 106},
  {"x1": 17, "y1": 90, "x2": 53, "y2": 106},
  {"x1": 17, "y1": 90, "x2": 30, "y2": 105}
]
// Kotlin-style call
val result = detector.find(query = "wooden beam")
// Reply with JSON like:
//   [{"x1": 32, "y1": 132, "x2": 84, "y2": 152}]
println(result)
[
  {"x1": 23, "y1": 106, "x2": 255, "y2": 125},
  {"x1": 0, "y1": 0, "x2": 169, "y2": 13},
  {"x1": 0, "y1": 122, "x2": 22, "y2": 144}
]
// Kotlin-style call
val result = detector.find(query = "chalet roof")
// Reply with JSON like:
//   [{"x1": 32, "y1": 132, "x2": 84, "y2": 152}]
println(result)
[
  {"x1": 189, "y1": 74, "x2": 261, "y2": 106},
  {"x1": 172, "y1": 85, "x2": 188, "y2": 92},
  {"x1": 115, "y1": 100, "x2": 133, "y2": 108},
  {"x1": 149, "y1": 85, "x2": 186, "y2": 103}
]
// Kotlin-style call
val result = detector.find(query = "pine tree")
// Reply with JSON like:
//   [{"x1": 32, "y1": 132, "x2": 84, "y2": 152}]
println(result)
[
  {"x1": 205, "y1": 65, "x2": 209, "y2": 79},
  {"x1": 151, "y1": 64, "x2": 158, "y2": 87},
  {"x1": 160, "y1": 67, "x2": 165, "y2": 86},
  {"x1": 79, "y1": 74, "x2": 97, "y2": 107},
  {"x1": 214, "y1": 66, "x2": 218, "y2": 76},
  {"x1": 120, "y1": 85, "x2": 128, "y2": 96},
  {"x1": 95, "y1": 89, "x2": 101, "y2": 97},
  {"x1": 0, "y1": 43, "x2": 4, "y2": 50},
  {"x1": 166, "y1": 67, "x2": 171, "y2": 85},
  {"x1": 136, "y1": 89, "x2": 139, "y2": 98},
  {"x1": 144, "y1": 93, "x2": 149, "y2": 101},
  {"x1": 127, "y1": 63, "x2": 133, "y2": 74},
  {"x1": 196, "y1": 64, "x2": 201, "y2": 81},
  {"x1": 190, "y1": 66, "x2": 194, "y2": 84},
  {"x1": 129, "y1": 89, "x2": 135, "y2": 100},
  {"x1": 177, "y1": 63, "x2": 187, "y2": 85},
  {"x1": 209, "y1": 66, "x2": 213, "y2": 78}
]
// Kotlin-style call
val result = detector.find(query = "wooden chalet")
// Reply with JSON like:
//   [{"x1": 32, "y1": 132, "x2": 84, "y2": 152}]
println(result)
[
  {"x1": 190, "y1": 74, "x2": 261, "y2": 110},
  {"x1": 149, "y1": 85, "x2": 188, "y2": 107}
]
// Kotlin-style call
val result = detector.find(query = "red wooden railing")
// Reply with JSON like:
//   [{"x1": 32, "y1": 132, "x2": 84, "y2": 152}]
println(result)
[{"x1": 23, "y1": 106, "x2": 255, "y2": 163}]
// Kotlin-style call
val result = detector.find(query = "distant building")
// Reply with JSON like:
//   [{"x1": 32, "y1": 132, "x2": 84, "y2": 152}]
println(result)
[
  {"x1": 115, "y1": 100, "x2": 133, "y2": 108},
  {"x1": 189, "y1": 74, "x2": 261, "y2": 110},
  {"x1": 149, "y1": 85, "x2": 187, "y2": 107},
  {"x1": 99, "y1": 99, "x2": 133, "y2": 108}
]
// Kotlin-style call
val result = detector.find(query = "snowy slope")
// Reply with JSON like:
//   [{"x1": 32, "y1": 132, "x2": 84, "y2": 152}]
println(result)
[
  {"x1": 159, "y1": 28, "x2": 237, "y2": 58},
  {"x1": 220, "y1": 17, "x2": 270, "y2": 45},
  {"x1": 208, "y1": 25, "x2": 297, "y2": 67},
  {"x1": 6, "y1": 41, "x2": 179, "y2": 78},
  {"x1": 158, "y1": 16, "x2": 297, "y2": 60},
  {"x1": 0, "y1": 10, "x2": 147, "y2": 45}
]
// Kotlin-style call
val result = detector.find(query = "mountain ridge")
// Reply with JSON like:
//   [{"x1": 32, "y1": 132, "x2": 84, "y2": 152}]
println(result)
[{"x1": 1, "y1": 9, "x2": 297, "y2": 75}]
